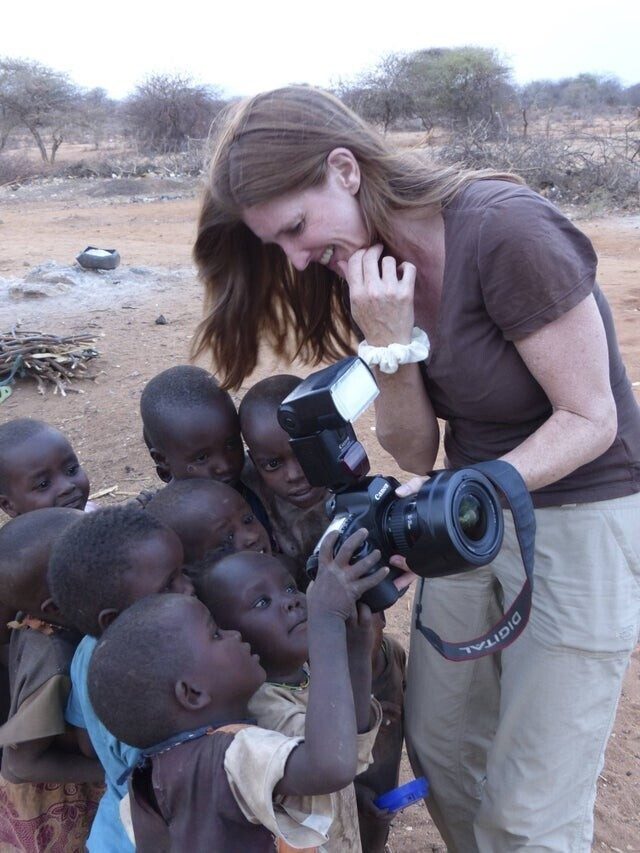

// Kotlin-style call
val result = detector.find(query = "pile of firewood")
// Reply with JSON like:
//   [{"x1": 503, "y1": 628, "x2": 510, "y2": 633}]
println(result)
[{"x1": 0, "y1": 330, "x2": 100, "y2": 395}]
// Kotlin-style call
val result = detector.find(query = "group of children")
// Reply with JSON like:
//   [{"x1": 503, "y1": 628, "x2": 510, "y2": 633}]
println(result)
[{"x1": 0, "y1": 364, "x2": 407, "y2": 852}]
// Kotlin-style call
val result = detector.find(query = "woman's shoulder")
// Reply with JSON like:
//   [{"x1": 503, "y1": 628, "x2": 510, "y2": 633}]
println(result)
[
  {"x1": 452, "y1": 178, "x2": 543, "y2": 212},
  {"x1": 448, "y1": 178, "x2": 591, "y2": 258}
]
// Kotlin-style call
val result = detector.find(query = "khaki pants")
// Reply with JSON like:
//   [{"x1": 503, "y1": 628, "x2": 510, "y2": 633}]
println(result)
[{"x1": 405, "y1": 492, "x2": 640, "y2": 852}]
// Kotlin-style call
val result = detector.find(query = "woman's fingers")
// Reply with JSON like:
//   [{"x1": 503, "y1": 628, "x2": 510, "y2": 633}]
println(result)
[
  {"x1": 345, "y1": 245, "x2": 415, "y2": 345},
  {"x1": 395, "y1": 475, "x2": 429, "y2": 498}
]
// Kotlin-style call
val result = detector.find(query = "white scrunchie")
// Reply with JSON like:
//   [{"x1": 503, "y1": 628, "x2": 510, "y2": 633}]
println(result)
[{"x1": 358, "y1": 327, "x2": 430, "y2": 374}]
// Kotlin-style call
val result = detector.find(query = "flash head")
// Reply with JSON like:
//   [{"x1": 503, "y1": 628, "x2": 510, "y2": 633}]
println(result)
[
  {"x1": 278, "y1": 357, "x2": 378, "y2": 437},
  {"x1": 278, "y1": 357, "x2": 378, "y2": 492}
]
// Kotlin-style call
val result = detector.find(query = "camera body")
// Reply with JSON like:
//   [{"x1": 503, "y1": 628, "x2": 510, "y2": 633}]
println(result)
[
  {"x1": 279, "y1": 357, "x2": 505, "y2": 612},
  {"x1": 305, "y1": 476, "x2": 403, "y2": 612}
]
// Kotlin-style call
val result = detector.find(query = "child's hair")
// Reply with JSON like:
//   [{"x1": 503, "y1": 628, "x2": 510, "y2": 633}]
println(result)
[
  {"x1": 140, "y1": 365, "x2": 236, "y2": 449},
  {"x1": 146, "y1": 478, "x2": 239, "y2": 563},
  {"x1": 238, "y1": 374, "x2": 301, "y2": 434},
  {"x1": 88, "y1": 594, "x2": 192, "y2": 749},
  {"x1": 0, "y1": 507, "x2": 82, "y2": 614},
  {"x1": 47, "y1": 505, "x2": 169, "y2": 637}
]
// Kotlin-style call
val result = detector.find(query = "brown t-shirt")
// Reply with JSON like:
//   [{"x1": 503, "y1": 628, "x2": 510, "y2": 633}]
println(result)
[
  {"x1": 416, "y1": 179, "x2": 640, "y2": 507},
  {"x1": 0, "y1": 618, "x2": 81, "y2": 758},
  {"x1": 129, "y1": 726, "x2": 333, "y2": 853}
]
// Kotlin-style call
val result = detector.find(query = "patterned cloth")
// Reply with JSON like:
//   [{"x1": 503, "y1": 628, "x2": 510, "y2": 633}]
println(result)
[{"x1": 0, "y1": 779, "x2": 101, "y2": 853}]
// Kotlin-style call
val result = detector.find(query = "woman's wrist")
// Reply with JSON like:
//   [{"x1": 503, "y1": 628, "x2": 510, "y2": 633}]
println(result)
[{"x1": 358, "y1": 327, "x2": 430, "y2": 374}]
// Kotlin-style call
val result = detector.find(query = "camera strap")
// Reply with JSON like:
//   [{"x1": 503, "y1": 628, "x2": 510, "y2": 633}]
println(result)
[{"x1": 414, "y1": 460, "x2": 536, "y2": 661}]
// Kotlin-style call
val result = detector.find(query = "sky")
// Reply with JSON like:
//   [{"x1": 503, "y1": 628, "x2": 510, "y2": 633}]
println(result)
[{"x1": 2, "y1": 0, "x2": 639, "y2": 99}]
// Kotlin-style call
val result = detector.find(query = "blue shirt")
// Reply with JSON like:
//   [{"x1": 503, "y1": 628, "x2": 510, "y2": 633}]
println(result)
[{"x1": 65, "y1": 635, "x2": 140, "y2": 852}]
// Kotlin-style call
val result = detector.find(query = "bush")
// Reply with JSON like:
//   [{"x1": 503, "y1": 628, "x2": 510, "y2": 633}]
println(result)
[
  {"x1": 438, "y1": 123, "x2": 640, "y2": 209},
  {"x1": 0, "y1": 151, "x2": 43, "y2": 185}
]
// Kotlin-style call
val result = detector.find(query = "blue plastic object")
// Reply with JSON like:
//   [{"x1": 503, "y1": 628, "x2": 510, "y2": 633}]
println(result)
[{"x1": 374, "y1": 776, "x2": 429, "y2": 813}]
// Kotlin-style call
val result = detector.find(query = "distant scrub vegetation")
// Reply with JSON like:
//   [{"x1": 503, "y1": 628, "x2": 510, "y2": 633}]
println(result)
[{"x1": 1, "y1": 51, "x2": 639, "y2": 209}]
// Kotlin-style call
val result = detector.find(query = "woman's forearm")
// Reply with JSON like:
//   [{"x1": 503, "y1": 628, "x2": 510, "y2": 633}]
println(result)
[
  {"x1": 501, "y1": 406, "x2": 617, "y2": 492},
  {"x1": 505, "y1": 296, "x2": 618, "y2": 492},
  {"x1": 373, "y1": 363, "x2": 440, "y2": 474}
]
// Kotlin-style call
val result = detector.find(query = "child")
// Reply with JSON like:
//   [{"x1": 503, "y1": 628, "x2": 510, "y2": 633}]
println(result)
[
  {"x1": 354, "y1": 610, "x2": 407, "y2": 852},
  {"x1": 195, "y1": 544, "x2": 383, "y2": 852},
  {"x1": 0, "y1": 508, "x2": 104, "y2": 852},
  {"x1": 145, "y1": 477, "x2": 272, "y2": 567},
  {"x1": 239, "y1": 374, "x2": 330, "y2": 587},
  {"x1": 139, "y1": 364, "x2": 271, "y2": 531},
  {"x1": 0, "y1": 418, "x2": 91, "y2": 518},
  {"x1": 87, "y1": 527, "x2": 389, "y2": 852},
  {"x1": 47, "y1": 505, "x2": 193, "y2": 853},
  {"x1": 0, "y1": 417, "x2": 93, "y2": 738}
]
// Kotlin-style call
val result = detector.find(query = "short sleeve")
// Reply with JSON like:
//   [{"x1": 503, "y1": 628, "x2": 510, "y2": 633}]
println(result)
[
  {"x1": 224, "y1": 727, "x2": 333, "y2": 848},
  {"x1": 477, "y1": 192, "x2": 597, "y2": 339},
  {"x1": 0, "y1": 675, "x2": 69, "y2": 747}
]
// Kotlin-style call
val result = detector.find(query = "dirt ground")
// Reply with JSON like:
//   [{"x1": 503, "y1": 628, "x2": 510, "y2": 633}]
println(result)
[{"x1": 0, "y1": 176, "x2": 639, "y2": 850}]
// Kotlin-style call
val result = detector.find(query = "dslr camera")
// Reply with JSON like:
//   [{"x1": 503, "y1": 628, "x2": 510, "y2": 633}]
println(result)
[{"x1": 278, "y1": 357, "x2": 505, "y2": 612}]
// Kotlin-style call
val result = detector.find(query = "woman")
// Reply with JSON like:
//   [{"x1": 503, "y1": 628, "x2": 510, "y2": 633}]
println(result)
[{"x1": 192, "y1": 86, "x2": 640, "y2": 852}]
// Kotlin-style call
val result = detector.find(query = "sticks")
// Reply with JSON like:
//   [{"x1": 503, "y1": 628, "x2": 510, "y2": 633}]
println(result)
[{"x1": 0, "y1": 330, "x2": 100, "y2": 395}]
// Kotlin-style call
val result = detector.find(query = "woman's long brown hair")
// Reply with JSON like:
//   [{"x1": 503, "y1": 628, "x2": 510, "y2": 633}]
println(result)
[{"x1": 192, "y1": 86, "x2": 521, "y2": 389}]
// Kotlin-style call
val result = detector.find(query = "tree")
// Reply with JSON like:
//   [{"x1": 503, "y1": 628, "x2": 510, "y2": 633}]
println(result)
[
  {"x1": 0, "y1": 58, "x2": 81, "y2": 162},
  {"x1": 403, "y1": 47, "x2": 515, "y2": 131},
  {"x1": 79, "y1": 87, "x2": 116, "y2": 149},
  {"x1": 336, "y1": 54, "x2": 415, "y2": 132},
  {"x1": 557, "y1": 73, "x2": 623, "y2": 110},
  {"x1": 125, "y1": 73, "x2": 225, "y2": 153}
]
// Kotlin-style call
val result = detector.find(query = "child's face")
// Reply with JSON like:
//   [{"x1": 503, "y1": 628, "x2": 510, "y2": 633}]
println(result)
[
  {"x1": 245, "y1": 415, "x2": 326, "y2": 509},
  {"x1": 206, "y1": 554, "x2": 308, "y2": 676},
  {"x1": 122, "y1": 529, "x2": 194, "y2": 606},
  {"x1": 158, "y1": 403, "x2": 245, "y2": 485},
  {"x1": 184, "y1": 596, "x2": 266, "y2": 707},
  {"x1": 0, "y1": 428, "x2": 90, "y2": 518},
  {"x1": 205, "y1": 487, "x2": 272, "y2": 556}
]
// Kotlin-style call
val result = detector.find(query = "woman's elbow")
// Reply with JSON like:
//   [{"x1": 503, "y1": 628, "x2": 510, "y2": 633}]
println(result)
[
  {"x1": 376, "y1": 429, "x2": 435, "y2": 475},
  {"x1": 596, "y1": 400, "x2": 618, "y2": 454}
]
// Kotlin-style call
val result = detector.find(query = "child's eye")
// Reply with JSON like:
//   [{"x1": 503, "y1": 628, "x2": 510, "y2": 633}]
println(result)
[
  {"x1": 264, "y1": 458, "x2": 281, "y2": 472},
  {"x1": 285, "y1": 584, "x2": 297, "y2": 594},
  {"x1": 67, "y1": 464, "x2": 79, "y2": 476},
  {"x1": 195, "y1": 453, "x2": 208, "y2": 464},
  {"x1": 35, "y1": 479, "x2": 50, "y2": 491},
  {"x1": 253, "y1": 596, "x2": 270, "y2": 609}
]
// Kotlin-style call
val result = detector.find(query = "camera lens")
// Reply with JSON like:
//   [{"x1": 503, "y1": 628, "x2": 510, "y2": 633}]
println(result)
[
  {"x1": 457, "y1": 495, "x2": 486, "y2": 541},
  {"x1": 386, "y1": 469, "x2": 504, "y2": 578}
]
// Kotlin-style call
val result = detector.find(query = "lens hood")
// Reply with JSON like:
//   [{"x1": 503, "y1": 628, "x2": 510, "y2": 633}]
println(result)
[{"x1": 402, "y1": 469, "x2": 504, "y2": 577}]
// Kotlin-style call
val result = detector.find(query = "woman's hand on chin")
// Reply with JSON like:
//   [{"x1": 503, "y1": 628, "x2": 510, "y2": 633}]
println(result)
[{"x1": 338, "y1": 244, "x2": 416, "y2": 346}]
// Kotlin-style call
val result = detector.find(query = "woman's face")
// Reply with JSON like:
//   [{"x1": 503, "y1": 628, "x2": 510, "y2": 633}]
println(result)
[{"x1": 241, "y1": 148, "x2": 370, "y2": 275}]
